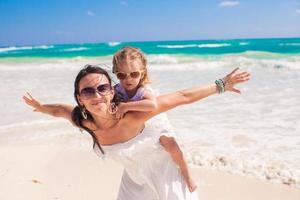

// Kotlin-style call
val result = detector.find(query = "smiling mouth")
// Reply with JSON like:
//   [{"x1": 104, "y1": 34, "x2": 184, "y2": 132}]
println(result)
[{"x1": 91, "y1": 100, "x2": 105, "y2": 106}]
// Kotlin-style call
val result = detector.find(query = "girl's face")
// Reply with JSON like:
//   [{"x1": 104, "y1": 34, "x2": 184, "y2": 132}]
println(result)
[
  {"x1": 116, "y1": 59, "x2": 144, "y2": 92},
  {"x1": 77, "y1": 73, "x2": 114, "y2": 116}
]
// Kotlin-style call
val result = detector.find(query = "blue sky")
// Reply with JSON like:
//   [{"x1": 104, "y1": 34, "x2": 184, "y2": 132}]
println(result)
[{"x1": 0, "y1": 0, "x2": 300, "y2": 46}]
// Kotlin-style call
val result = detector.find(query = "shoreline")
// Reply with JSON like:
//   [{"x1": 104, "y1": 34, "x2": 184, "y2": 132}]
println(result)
[{"x1": 1, "y1": 144, "x2": 299, "y2": 200}]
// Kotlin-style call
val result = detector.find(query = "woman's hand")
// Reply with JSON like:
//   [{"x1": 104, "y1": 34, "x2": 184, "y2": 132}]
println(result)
[
  {"x1": 23, "y1": 92, "x2": 75, "y2": 121},
  {"x1": 23, "y1": 92, "x2": 43, "y2": 112},
  {"x1": 223, "y1": 67, "x2": 250, "y2": 94}
]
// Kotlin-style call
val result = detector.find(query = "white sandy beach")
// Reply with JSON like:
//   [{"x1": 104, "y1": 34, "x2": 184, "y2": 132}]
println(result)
[{"x1": 0, "y1": 144, "x2": 299, "y2": 200}]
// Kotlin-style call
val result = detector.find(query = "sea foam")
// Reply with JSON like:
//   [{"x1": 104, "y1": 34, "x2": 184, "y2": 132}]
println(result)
[{"x1": 0, "y1": 45, "x2": 54, "y2": 53}]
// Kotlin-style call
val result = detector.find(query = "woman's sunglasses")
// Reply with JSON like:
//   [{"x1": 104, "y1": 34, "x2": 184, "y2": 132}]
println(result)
[
  {"x1": 115, "y1": 70, "x2": 143, "y2": 80},
  {"x1": 79, "y1": 84, "x2": 112, "y2": 99}
]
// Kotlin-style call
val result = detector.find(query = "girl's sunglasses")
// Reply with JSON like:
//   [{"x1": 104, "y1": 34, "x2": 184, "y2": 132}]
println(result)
[
  {"x1": 115, "y1": 71, "x2": 143, "y2": 80},
  {"x1": 79, "y1": 84, "x2": 112, "y2": 99}
]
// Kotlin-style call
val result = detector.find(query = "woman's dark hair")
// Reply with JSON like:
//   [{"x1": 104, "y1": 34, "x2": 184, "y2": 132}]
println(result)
[{"x1": 71, "y1": 64, "x2": 113, "y2": 154}]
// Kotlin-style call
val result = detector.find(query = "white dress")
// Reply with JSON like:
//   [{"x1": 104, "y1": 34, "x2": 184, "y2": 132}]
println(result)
[{"x1": 94, "y1": 115, "x2": 199, "y2": 200}]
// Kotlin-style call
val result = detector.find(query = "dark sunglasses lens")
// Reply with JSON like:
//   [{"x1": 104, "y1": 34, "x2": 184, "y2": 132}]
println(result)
[
  {"x1": 130, "y1": 71, "x2": 141, "y2": 78},
  {"x1": 80, "y1": 88, "x2": 95, "y2": 98},
  {"x1": 96, "y1": 84, "x2": 111, "y2": 94},
  {"x1": 116, "y1": 72, "x2": 127, "y2": 80}
]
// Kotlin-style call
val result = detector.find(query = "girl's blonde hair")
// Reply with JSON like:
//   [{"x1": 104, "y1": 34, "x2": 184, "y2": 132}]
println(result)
[{"x1": 112, "y1": 46, "x2": 150, "y2": 86}]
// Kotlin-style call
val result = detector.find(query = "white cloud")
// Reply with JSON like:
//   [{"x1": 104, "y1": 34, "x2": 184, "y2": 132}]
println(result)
[
  {"x1": 219, "y1": 1, "x2": 240, "y2": 7},
  {"x1": 86, "y1": 11, "x2": 95, "y2": 16},
  {"x1": 296, "y1": 9, "x2": 300, "y2": 14}
]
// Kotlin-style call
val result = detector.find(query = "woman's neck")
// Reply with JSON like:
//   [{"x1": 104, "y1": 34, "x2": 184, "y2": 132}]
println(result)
[{"x1": 93, "y1": 113, "x2": 118, "y2": 130}]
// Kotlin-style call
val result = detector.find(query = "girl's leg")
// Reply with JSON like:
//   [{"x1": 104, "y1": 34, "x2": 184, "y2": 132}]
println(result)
[{"x1": 159, "y1": 135, "x2": 197, "y2": 192}]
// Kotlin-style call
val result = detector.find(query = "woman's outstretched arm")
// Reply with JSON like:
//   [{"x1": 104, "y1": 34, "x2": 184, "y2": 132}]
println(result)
[
  {"x1": 130, "y1": 68, "x2": 250, "y2": 122},
  {"x1": 23, "y1": 92, "x2": 74, "y2": 123},
  {"x1": 162, "y1": 68, "x2": 249, "y2": 105}
]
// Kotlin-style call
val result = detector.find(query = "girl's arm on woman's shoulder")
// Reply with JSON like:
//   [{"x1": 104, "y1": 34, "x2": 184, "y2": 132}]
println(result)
[
  {"x1": 116, "y1": 90, "x2": 157, "y2": 119},
  {"x1": 23, "y1": 92, "x2": 74, "y2": 123}
]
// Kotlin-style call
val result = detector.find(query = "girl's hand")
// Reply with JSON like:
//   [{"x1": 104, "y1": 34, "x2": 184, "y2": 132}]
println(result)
[
  {"x1": 115, "y1": 102, "x2": 127, "y2": 119},
  {"x1": 22, "y1": 92, "x2": 43, "y2": 112},
  {"x1": 223, "y1": 67, "x2": 250, "y2": 94}
]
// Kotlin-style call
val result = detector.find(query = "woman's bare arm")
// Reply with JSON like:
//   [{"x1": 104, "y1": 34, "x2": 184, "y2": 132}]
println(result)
[
  {"x1": 23, "y1": 92, "x2": 74, "y2": 123},
  {"x1": 128, "y1": 68, "x2": 250, "y2": 122}
]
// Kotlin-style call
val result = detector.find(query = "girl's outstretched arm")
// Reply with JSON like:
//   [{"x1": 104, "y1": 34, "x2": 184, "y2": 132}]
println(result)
[{"x1": 23, "y1": 92, "x2": 74, "y2": 123}]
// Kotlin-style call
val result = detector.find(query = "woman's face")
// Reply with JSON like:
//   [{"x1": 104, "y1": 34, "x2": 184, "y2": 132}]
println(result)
[{"x1": 77, "y1": 73, "x2": 114, "y2": 116}]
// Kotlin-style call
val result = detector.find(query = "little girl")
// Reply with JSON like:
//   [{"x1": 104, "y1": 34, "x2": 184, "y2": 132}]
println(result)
[{"x1": 112, "y1": 46, "x2": 197, "y2": 192}]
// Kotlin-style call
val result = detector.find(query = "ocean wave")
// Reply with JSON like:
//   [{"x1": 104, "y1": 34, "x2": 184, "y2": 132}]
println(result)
[
  {"x1": 157, "y1": 43, "x2": 231, "y2": 49},
  {"x1": 187, "y1": 151, "x2": 299, "y2": 187},
  {"x1": 148, "y1": 54, "x2": 180, "y2": 64},
  {"x1": 0, "y1": 45, "x2": 54, "y2": 53},
  {"x1": 0, "y1": 119, "x2": 92, "y2": 148},
  {"x1": 1, "y1": 52, "x2": 300, "y2": 71},
  {"x1": 146, "y1": 53, "x2": 300, "y2": 71},
  {"x1": 0, "y1": 47, "x2": 31, "y2": 53},
  {"x1": 235, "y1": 50, "x2": 291, "y2": 59},
  {"x1": 34, "y1": 45, "x2": 54, "y2": 49},
  {"x1": 148, "y1": 54, "x2": 226, "y2": 70},
  {"x1": 157, "y1": 44, "x2": 198, "y2": 49},
  {"x1": 221, "y1": 54, "x2": 300, "y2": 70},
  {"x1": 239, "y1": 42, "x2": 249, "y2": 46},
  {"x1": 197, "y1": 43, "x2": 231, "y2": 48},
  {"x1": 60, "y1": 47, "x2": 90, "y2": 52},
  {"x1": 108, "y1": 42, "x2": 121, "y2": 47},
  {"x1": 0, "y1": 119, "x2": 59, "y2": 131},
  {"x1": 0, "y1": 56, "x2": 113, "y2": 71},
  {"x1": 279, "y1": 43, "x2": 300, "y2": 46}
]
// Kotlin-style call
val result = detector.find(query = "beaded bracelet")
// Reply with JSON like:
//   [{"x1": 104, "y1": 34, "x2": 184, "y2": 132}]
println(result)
[{"x1": 215, "y1": 79, "x2": 225, "y2": 94}]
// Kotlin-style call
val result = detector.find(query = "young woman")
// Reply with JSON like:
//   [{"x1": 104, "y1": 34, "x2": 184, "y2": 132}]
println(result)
[{"x1": 23, "y1": 65, "x2": 250, "y2": 200}]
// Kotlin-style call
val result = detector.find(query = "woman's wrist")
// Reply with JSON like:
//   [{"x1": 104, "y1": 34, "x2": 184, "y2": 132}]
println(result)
[
  {"x1": 37, "y1": 104, "x2": 46, "y2": 113},
  {"x1": 215, "y1": 79, "x2": 226, "y2": 94}
]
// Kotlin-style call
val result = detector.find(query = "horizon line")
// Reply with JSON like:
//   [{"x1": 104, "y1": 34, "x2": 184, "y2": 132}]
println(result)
[{"x1": 1, "y1": 36, "x2": 300, "y2": 48}]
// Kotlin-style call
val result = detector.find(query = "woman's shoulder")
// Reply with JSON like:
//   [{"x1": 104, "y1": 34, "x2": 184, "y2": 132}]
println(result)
[
  {"x1": 82, "y1": 119, "x2": 97, "y2": 131},
  {"x1": 120, "y1": 112, "x2": 145, "y2": 128}
]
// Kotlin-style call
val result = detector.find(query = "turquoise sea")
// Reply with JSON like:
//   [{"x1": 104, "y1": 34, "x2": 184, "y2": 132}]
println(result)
[
  {"x1": 1, "y1": 38, "x2": 300, "y2": 59},
  {"x1": 1, "y1": 38, "x2": 300, "y2": 187}
]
